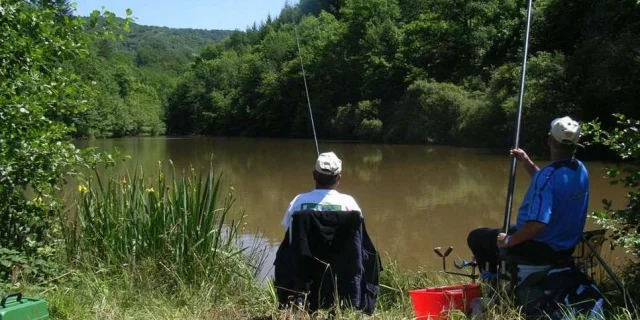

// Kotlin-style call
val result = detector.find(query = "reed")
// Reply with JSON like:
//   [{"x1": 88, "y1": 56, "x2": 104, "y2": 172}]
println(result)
[{"x1": 67, "y1": 161, "x2": 256, "y2": 295}]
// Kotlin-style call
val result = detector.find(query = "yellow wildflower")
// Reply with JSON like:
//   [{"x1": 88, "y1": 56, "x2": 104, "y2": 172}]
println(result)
[
  {"x1": 77, "y1": 184, "x2": 88, "y2": 194},
  {"x1": 146, "y1": 187, "x2": 155, "y2": 194}
]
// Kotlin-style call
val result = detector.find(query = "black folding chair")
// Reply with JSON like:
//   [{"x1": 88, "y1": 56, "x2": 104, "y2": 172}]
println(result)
[
  {"x1": 573, "y1": 229, "x2": 607, "y2": 279},
  {"x1": 274, "y1": 210, "x2": 369, "y2": 312}
]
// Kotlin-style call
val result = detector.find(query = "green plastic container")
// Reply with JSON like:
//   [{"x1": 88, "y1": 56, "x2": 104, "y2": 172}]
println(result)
[{"x1": 0, "y1": 293, "x2": 49, "y2": 320}]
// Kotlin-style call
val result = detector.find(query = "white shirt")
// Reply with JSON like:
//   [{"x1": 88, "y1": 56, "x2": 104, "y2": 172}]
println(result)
[{"x1": 281, "y1": 189, "x2": 362, "y2": 230}]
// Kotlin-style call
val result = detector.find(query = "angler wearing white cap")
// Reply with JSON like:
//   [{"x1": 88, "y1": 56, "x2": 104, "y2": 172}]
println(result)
[
  {"x1": 281, "y1": 152, "x2": 362, "y2": 230},
  {"x1": 467, "y1": 116, "x2": 590, "y2": 277}
]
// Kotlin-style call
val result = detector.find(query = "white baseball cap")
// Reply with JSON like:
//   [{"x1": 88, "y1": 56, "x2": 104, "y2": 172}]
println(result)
[
  {"x1": 550, "y1": 116, "x2": 582, "y2": 147},
  {"x1": 315, "y1": 152, "x2": 342, "y2": 176}
]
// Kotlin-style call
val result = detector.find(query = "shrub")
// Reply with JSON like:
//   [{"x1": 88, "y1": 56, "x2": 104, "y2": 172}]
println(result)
[
  {"x1": 0, "y1": 0, "x2": 130, "y2": 282},
  {"x1": 584, "y1": 114, "x2": 640, "y2": 257},
  {"x1": 388, "y1": 80, "x2": 481, "y2": 144}
]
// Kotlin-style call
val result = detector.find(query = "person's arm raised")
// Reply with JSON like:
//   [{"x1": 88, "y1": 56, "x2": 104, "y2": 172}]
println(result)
[{"x1": 511, "y1": 148, "x2": 539, "y2": 177}]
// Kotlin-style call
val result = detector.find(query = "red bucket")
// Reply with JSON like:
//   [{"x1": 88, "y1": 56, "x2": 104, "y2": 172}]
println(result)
[{"x1": 408, "y1": 284, "x2": 481, "y2": 319}]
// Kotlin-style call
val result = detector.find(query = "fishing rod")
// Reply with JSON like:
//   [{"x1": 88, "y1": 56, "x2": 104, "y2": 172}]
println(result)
[
  {"x1": 501, "y1": 0, "x2": 534, "y2": 233},
  {"x1": 294, "y1": 25, "x2": 320, "y2": 156}
]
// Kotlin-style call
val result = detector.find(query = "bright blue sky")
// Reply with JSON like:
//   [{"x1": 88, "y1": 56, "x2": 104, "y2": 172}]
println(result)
[{"x1": 73, "y1": 0, "x2": 298, "y2": 30}]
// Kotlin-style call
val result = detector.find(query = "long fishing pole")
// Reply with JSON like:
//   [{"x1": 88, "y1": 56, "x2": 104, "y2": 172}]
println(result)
[
  {"x1": 294, "y1": 25, "x2": 320, "y2": 156},
  {"x1": 502, "y1": 0, "x2": 534, "y2": 233}
]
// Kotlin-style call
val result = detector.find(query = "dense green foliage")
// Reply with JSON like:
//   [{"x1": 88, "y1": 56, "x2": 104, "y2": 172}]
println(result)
[
  {"x1": 584, "y1": 114, "x2": 640, "y2": 302},
  {"x1": 162, "y1": 0, "x2": 640, "y2": 154},
  {"x1": 72, "y1": 20, "x2": 232, "y2": 138},
  {"x1": 0, "y1": 0, "x2": 116, "y2": 282},
  {"x1": 0, "y1": 0, "x2": 235, "y2": 283},
  {"x1": 123, "y1": 22, "x2": 231, "y2": 65},
  {"x1": 585, "y1": 114, "x2": 640, "y2": 257}
]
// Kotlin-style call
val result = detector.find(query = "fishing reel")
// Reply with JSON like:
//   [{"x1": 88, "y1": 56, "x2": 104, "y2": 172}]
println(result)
[{"x1": 434, "y1": 246, "x2": 479, "y2": 283}]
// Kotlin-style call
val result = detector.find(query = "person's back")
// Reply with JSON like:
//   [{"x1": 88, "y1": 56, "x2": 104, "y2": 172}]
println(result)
[
  {"x1": 516, "y1": 158, "x2": 589, "y2": 252},
  {"x1": 281, "y1": 152, "x2": 362, "y2": 230},
  {"x1": 282, "y1": 189, "x2": 360, "y2": 227},
  {"x1": 274, "y1": 152, "x2": 379, "y2": 314}
]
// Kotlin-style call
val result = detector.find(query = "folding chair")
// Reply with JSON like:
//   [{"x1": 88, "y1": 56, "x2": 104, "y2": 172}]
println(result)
[
  {"x1": 573, "y1": 229, "x2": 607, "y2": 279},
  {"x1": 274, "y1": 210, "x2": 381, "y2": 314}
]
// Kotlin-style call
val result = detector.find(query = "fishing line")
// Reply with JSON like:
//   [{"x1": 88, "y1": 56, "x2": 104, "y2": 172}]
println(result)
[{"x1": 294, "y1": 25, "x2": 320, "y2": 156}]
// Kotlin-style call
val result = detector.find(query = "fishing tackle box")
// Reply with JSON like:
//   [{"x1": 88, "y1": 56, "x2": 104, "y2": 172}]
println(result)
[{"x1": 0, "y1": 293, "x2": 49, "y2": 320}]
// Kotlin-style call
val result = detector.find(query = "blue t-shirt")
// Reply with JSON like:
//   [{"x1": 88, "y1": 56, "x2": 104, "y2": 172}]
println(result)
[{"x1": 515, "y1": 158, "x2": 589, "y2": 251}]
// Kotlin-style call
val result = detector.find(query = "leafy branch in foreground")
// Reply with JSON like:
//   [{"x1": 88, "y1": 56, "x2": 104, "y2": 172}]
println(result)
[
  {"x1": 583, "y1": 114, "x2": 640, "y2": 257},
  {"x1": 0, "y1": 0, "x2": 131, "y2": 282}
]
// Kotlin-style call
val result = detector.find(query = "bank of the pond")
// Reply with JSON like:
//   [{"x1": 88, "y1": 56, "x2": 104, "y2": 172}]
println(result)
[
  {"x1": 7, "y1": 259, "x2": 638, "y2": 320},
  {"x1": 14, "y1": 260, "x2": 421, "y2": 319}
]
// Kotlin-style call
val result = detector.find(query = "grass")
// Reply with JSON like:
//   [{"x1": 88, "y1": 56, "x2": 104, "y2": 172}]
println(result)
[
  {"x1": 5, "y1": 254, "x2": 640, "y2": 319},
  {"x1": 3, "y1": 163, "x2": 639, "y2": 319},
  {"x1": 10, "y1": 259, "x2": 636, "y2": 319}
]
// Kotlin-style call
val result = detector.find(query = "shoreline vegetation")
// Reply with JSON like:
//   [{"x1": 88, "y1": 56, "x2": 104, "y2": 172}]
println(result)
[
  {"x1": 3, "y1": 163, "x2": 637, "y2": 319},
  {"x1": 3, "y1": 1, "x2": 640, "y2": 319}
]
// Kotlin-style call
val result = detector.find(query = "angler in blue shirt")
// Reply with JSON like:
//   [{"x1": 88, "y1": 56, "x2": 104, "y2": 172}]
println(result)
[{"x1": 468, "y1": 116, "x2": 590, "y2": 274}]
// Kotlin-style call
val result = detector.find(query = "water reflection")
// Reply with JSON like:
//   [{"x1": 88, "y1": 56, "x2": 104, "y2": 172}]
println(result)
[{"x1": 74, "y1": 137, "x2": 627, "y2": 271}]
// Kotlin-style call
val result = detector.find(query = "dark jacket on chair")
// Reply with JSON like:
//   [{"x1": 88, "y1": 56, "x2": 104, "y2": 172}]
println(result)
[{"x1": 274, "y1": 210, "x2": 382, "y2": 314}]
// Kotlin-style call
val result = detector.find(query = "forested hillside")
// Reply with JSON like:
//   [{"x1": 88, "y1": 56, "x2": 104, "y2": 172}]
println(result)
[
  {"x1": 73, "y1": 19, "x2": 232, "y2": 138},
  {"x1": 67, "y1": 0, "x2": 640, "y2": 154},
  {"x1": 161, "y1": 0, "x2": 640, "y2": 154}
]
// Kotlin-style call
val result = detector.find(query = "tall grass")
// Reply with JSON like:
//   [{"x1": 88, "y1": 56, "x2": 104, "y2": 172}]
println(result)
[{"x1": 65, "y1": 161, "x2": 256, "y2": 297}]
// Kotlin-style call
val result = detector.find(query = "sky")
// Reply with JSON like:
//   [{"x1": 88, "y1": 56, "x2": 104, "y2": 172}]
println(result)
[{"x1": 73, "y1": 0, "x2": 298, "y2": 30}]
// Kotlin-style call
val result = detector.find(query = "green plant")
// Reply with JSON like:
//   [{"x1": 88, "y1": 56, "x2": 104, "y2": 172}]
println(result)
[
  {"x1": 0, "y1": 247, "x2": 62, "y2": 286},
  {"x1": 583, "y1": 114, "x2": 640, "y2": 257},
  {"x1": 389, "y1": 80, "x2": 481, "y2": 144},
  {"x1": 584, "y1": 113, "x2": 640, "y2": 304},
  {"x1": 0, "y1": 0, "x2": 130, "y2": 283},
  {"x1": 70, "y1": 161, "x2": 256, "y2": 298}
]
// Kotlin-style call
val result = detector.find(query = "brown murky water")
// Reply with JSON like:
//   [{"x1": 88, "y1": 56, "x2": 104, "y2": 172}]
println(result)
[{"x1": 74, "y1": 137, "x2": 626, "y2": 276}]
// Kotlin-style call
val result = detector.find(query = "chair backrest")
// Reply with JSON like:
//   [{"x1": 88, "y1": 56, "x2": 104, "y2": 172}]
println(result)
[
  {"x1": 288, "y1": 210, "x2": 364, "y2": 310},
  {"x1": 290, "y1": 210, "x2": 362, "y2": 259}
]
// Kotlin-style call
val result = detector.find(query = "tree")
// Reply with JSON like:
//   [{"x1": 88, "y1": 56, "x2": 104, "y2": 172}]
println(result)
[
  {"x1": 299, "y1": 0, "x2": 344, "y2": 17},
  {"x1": 485, "y1": 52, "x2": 575, "y2": 152},
  {"x1": 0, "y1": 0, "x2": 129, "y2": 281},
  {"x1": 400, "y1": 0, "x2": 521, "y2": 82},
  {"x1": 331, "y1": 100, "x2": 383, "y2": 141},
  {"x1": 388, "y1": 80, "x2": 481, "y2": 144}
]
